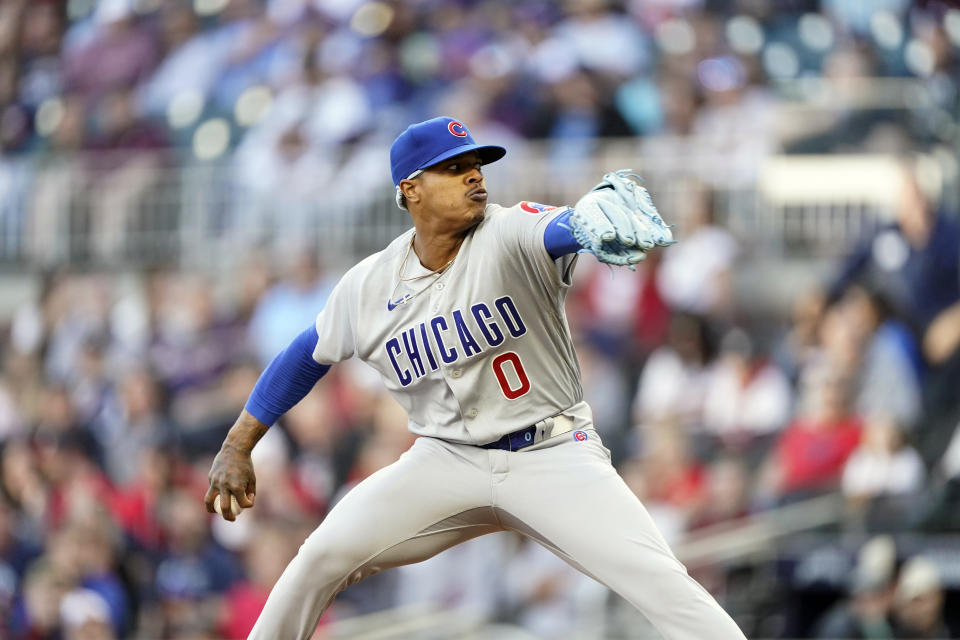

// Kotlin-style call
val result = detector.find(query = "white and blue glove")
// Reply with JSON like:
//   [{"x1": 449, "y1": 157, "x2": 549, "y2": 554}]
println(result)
[{"x1": 569, "y1": 170, "x2": 675, "y2": 268}]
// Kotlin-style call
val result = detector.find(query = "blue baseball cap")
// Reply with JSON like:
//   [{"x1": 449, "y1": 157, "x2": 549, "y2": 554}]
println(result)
[{"x1": 389, "y1": 117, "x2": 506, "y2": 186}]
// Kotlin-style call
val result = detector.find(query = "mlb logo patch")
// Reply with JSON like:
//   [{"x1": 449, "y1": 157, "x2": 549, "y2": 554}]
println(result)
[
  {"x1": 573, "y1": 430, "x2": 588, "y2": 442},
  {"x1": 520, "y1": 201, "x2": 556, "y2": 215}
]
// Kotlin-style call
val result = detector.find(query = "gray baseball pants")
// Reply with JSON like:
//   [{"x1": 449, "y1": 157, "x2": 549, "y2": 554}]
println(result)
[{"x1": 248, "y1": 423, "x2": 747, "y2": 639}]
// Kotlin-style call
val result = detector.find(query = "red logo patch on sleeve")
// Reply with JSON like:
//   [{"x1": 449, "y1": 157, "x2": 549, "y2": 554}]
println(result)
[{"x1": 519, "y1": 201, "x2": 557, "y2": 214}]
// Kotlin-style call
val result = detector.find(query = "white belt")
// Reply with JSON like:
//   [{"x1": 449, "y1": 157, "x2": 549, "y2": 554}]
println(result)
[{"x1": 534, "y1": 413, "x2": 575, "y2": 444}]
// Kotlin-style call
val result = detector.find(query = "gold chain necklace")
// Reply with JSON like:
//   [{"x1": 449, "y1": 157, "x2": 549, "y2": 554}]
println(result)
[
  {"x1": 388, "y1": 236, "x2": 456, "y2": 307},
  {"x1": 397, "y1": 235, "x2": 456, "y2": 282}
]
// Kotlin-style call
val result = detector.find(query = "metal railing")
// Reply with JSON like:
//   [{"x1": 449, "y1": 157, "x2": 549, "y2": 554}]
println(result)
[{"x1": 2, "y1": 145, "x2": 950, "y2": 274}]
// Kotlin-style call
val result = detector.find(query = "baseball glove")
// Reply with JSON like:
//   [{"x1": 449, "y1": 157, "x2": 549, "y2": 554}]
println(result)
[{"x1": 569, "y1": 170, "x2": 675, "y2": 268}]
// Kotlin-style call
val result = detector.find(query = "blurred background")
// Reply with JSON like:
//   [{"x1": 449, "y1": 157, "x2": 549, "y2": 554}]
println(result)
[{"x1": 1, "y1": 0, "x2": 959, "y2": 638}]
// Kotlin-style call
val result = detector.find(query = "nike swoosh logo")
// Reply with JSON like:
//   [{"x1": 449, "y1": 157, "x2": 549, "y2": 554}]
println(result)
[{"x1": 387, "y1": 296, "x2": 409, "y2": 311}]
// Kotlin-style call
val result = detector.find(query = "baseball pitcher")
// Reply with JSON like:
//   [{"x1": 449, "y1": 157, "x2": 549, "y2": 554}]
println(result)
[{"x1": 205, "y1": 116, "x2": 748, "y2": 639}]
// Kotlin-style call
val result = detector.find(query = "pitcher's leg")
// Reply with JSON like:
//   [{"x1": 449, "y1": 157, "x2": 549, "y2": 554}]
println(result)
[
  {"x1": 498, "y1": 432, "x2": 747, "y2": 640},
  {"x1": 249, "y1": 437, "x2": 498, "y2": 640}
]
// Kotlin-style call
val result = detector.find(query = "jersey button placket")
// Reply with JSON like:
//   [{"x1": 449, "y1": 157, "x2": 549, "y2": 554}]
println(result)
[
  {"x1": 466, "y1": 408, "x2": 478, "y2": 419},
  {"x1": 430, "y1": 281, "x2": 443, "y2": 312}
]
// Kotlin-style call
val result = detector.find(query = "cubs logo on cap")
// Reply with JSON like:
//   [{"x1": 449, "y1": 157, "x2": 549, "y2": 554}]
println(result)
[{"x1": 390, "y1": 116, "x2": 506, "y2": 186}]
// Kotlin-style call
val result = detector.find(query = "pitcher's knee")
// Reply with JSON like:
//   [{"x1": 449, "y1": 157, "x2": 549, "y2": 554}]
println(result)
[
  {"x1": 293, "y1": 532, "x2": 375, "y2": 588},
  {"x1": 618, "y1": 557, "x2": 697, "y2": 606},
  {"x1": 650, "y1": 559, "x2": 697, "y2": 591}
]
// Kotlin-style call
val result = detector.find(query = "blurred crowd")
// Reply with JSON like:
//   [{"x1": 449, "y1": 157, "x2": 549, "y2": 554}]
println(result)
[
  {"x1": 1, "y1": 0, "x2": 960, "y2": 262},
  {"x1": 0, "y1": 160, "x2": 957, "y2": 638},
  {"x1": 1, "y1": 0, "x2": 960, "y2": 638},
  {"x1": 3, "y1": 0, "x2": 958, "y2": 156}
]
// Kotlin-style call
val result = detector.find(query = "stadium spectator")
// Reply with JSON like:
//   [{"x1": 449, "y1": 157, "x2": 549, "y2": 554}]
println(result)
[
  {"x1": 842, "y1": 413, "x2": 926, "y2": 531},
  {"x1": 107, "y1": 443, "x2": 171, "y2": 551},
  {"x1": 60, "y1": 588, "x2": 117, "y2": 640},
  {"x1": 633, "y1": 424, "x2": 707, "y2": 531},
  {"x1": 688, "y1": 456, "x2": 751, "y2": 530},
  {"x1": 31, "y1": 381, "x2": 98, "y2": 464},
  {"x1": 632, "y1": 313, "x2": 714, "y2": 432},
  {"x1": 656, "y1": 186, "x2": 739, "y2": 318},
  {"x1": 774, "y1": 288, "x2": 827, "y2": 385},
  {"x1": 831, "y1": 163, "x2": 960, "y2": 347},
  {"x1": 701, "y1": 327, "x2": 792, "y2": 455},
  {"x1": 17, "y1": 1, "x2": 64, "y2": 111},
  {"x1": 838, "y1": 285, "x2": 922, "y2": 429},
  {"x1": 207, "y1": 0, "x2": 285, "y2": 115},
  {"x1": 842, "y1": 413, "x2": 925, "y2": 499},
  {"x1": 569, "y1": 254, "x2": 666, "y2": 354},
  {"x1": 34, "y1": 523, "x2": 127, "y2": 636},
  {"x1": 527, "y1": 69, "x2": 633, "y2": 169},
  {"x1": 41, "y1": 275, "x2": 112, "y2": 384},
  {"x1": 629, "y1": 249, "x2": 672, "y2": 358},
  {"x1": 690, "y1": 55, "x2": 777, "y2": 187},
  {"x1": 64, "y1": 334, "x2": 111, "y2": 427},
  {"x1": 756, "y1": 365, "x2": 862, "y2": 505},
  {"x1": 139, "y1": 2, "x2": 217, "y2": 120},
  {"x1": 560, "y1": 0, "x2": 648, "y2": 77},
  {"x1": 62, "y1": 0, "x2": 159, "y2": 105},
  {"x1": 815, "y1": 571, "x2": 896, "y2": 639},
  {"x1": 152, "y1": 489, "x2": 239, "y2": 637},
  {"x1": 637, "y1": 73, "x2": 707, "y2": 175},
  {"x1": 148, "y1": 274, "x2": 247, "y2": 405},
  {"x1": 813, "y1": 535, "x2": 898, "y2": 640},
  {"x1": 891, "y1": 555, "x2": 953, "y2": 639},
  {"x1": 247, "y1": 250, "x2": 335, "y2": 367},
  {"x1": 218, "y1": 523, "x2": 302, "y2": 639},
  {"x1": 9, "y1": 558, "x2": 71, "y2": 639},
  {"x1": 91, "y1": 367, "x2": 173, "y2": 487}
]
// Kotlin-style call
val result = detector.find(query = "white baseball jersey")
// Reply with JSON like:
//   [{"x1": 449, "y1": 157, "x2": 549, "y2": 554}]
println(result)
[{"x1": 312, "y1": 201, "x2": 582, "y2": 444}]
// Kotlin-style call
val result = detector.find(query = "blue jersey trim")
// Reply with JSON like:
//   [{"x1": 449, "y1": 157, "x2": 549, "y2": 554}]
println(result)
[{"x1": 245, "y1": 325, "x2": 330, "y2": 425}]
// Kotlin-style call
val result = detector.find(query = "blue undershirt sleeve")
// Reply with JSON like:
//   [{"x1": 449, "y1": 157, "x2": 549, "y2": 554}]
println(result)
[
  {"x1": 544, "y1": 209, "x2": 582, "y2": 259},
  {"x1": 244, "y1": 325, "x2": 330, "y2": 426}
]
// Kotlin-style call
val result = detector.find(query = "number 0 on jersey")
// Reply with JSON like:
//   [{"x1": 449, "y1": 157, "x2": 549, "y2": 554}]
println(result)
[{"x1": 492, "y1": 352, "x2": 531, "y2": 400}]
